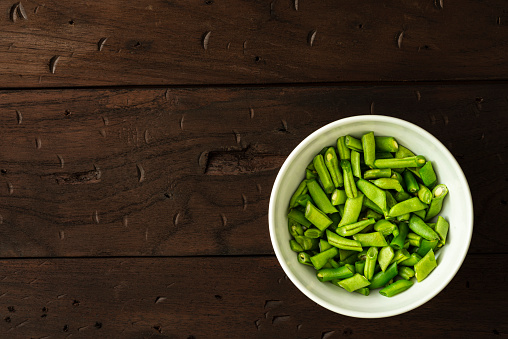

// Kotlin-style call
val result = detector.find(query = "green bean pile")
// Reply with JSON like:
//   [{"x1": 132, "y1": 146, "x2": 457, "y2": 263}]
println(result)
[{"x1": 288, "y1": 132, "x2": 449, "y2": 297}]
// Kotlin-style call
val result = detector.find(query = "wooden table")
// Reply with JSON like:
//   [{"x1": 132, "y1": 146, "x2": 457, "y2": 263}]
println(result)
[{"x1": 1, "y1": 1, "x2": 507, "y2": 337}]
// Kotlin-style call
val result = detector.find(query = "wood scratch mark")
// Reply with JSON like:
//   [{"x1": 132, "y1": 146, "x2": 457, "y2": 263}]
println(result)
[
  {"x1": 34, "y1": 5, "x2": 40, "y2": 14},
  {"x1": 57, "y1": 154, "x2": 64, "y2": 168},
  {"x1": 497, "y1": 17, "x2": 501, "y2": 25},
  {"x1": 180, "y1": 114, "x2": 185, "y2": 130},
  {"x1": 17, "y1": 2, "x2": 27, "y2": 19},
  {"x1": 136, "y1": 164, "x2": 145, "y2": 182},
  {"x1": 370, "y1": 102, "x2": 375, "y2": 115},
  {"x1": 220, "y1": 213, "x2": 227, "y2": 227},
  {"x1": 78, "y1": 326, "x2": 88, "y2": 332},
  {"x1": 38, "y1": 75, "x2": 42, "y2": 83},
  {"x1": 99, "y1": 128, "x2": 107, "y2": 137},
  {"x1": 16, "y1": 110, "x2": 22, "y2": 124},
  {"x1": 15, "y1": 319, "x2": 29, "y2": 328},
  {"x1": 49, "y1": 55, "x2": 60, "y2": 74},
  {"x1": 257, "y1": 183, "x2": 262, "y2": 193},
  {"x1": 57, "y1": 294, "x2": 66, "y2": 299},
  {"x1": 155, "y1": 296, "x2": 167, "y2": 304},
  {"x1": 308, "y1": 30, "x2": 317, "y2": 46},
  {"x1": 202, "y1": 31, "x2": 211, "y2": 50},
  {"x1": 59, "y1": 230, "x2": 65, "y2": 240},
  {"x1": 297, "y1": 324, "x2": 302, "y2": 331},
  {"x1": 430, "y1": 114, "x2": 436, "y2": 125},
  {"x1": 397, "y1": 31, "x2": 404, "y2": 49},
  {"x1": 443, "y1": 114, "x2": 449, "y2": 125},
  {"x1": 249, "y1": 107, "x2": 254, "y2": 119},
  {"x1": 10, "y1": 3, "x2": 19, "y2": 22},
  {"x1": 98, "y1": 37, "x2": 108, "y2": 51},
  {"x1": 255, "y1": 319, "x2": 261, "y2": 330},
  {"x1": 7, "y1": 181, "x2": 13, "y2": 195},
  {"x1": 92, "y1": 210, "x2": 100, "y2": 224},
  {"x1": 29, "y1": 278, "x2": 38, "y2": 284},
  {"x1": 102, "y1": 116, "x2": 109, "y2": 126},
  {"x1": 242, "y1": 194, "x2": 248, "y2": 210},
  {"x1": 435, "y1": 0, "x2": 443, "y2": 9},
  {"x1": 243, "y1": 40, "x2": 247, "y2": 54},
  {"x1": 165, "y1": 89, "x2": 169, "y2": 100},
  {"x1": 198, "y1": 151, "x2": 208, "y2": 169},
  {"x1": 173, "y1": 213, "x2": 180, "y2": 227},
  {"x1": 233, "y1": 130, "x2": 241, "y2": 144},
  {"x1": 137, "y1": 164, "x2": 145, "y2": 183},
  {"x1": 122, "y1": 216, "x2": 129, "y2": 227},
  {"x1": 36, "y1": 137, "x2": 42, "y2": 149},
  {"x1": 0, "y1": 214, "x2": 2, "y2": 224},
  {"x1": 270, "y1": 2, "x2": 274, "y2": 16},
  {"x1": 94, "y1": 164, "x2": 102, "y2": 179},
  {"x1": 272, "y1": 315, "x2": 290, "y2": 325},
  {"x1": 264, "y1": 300, "x2": 282, "y2": 309},
  {"x1": 145, "y1": 228, "x2": 148, "y2": 241},
  {"x1": 281, "y1": 119, "x2": 288, "y2": 132},
  {"x1": 226, "y1": 42, "x2": 231, "y2": 50},
  {"x1": 322, "y1": 331, "x2": 336, "y2": 339},
  {"x1": 415, "y1": 90, "x2": 421, "y2": 101},
  {"x1": 144, "y1": 129, "x2": 149, "y2": 144},
  {"x1": 294, "y1": 0, "x2": 299, "y2": 10}
]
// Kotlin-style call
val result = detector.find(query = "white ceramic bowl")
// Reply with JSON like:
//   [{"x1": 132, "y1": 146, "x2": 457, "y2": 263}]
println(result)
[{"x1": 269, "y1": 115, "x2": 473, "y2": 318}]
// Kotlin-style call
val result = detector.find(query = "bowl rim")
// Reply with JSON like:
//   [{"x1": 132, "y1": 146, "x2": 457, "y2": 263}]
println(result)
[{"x1": 268, "y1": 115, "x2": 474, "y2": 318}]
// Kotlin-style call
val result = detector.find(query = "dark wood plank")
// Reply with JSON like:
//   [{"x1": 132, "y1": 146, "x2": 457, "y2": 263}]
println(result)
[
  {"x1": 0, "y1": 254, "x2": 504, "y2": 338},
  {"x1": 2, "y1": 0, "x2": 508, "y2": 86},
  {"x1": 0, "y1": 85, "x2": 506, "y2": 257}
]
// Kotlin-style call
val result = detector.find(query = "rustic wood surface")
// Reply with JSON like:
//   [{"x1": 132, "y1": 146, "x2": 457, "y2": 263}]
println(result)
[
  {"x1": 0, "y1": 255, "x2": 505, "y2": 338},
  {"x1": 2, "y1": 0, "x2": 508, "y2": 87},
  {"x1": 1, "y1": 0, "x2": 508, "y2": 337}
]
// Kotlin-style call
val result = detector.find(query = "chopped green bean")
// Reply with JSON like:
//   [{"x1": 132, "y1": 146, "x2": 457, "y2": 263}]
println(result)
[
  {"x1": 414, "y1": 249, "x2": 437, "y2": 282},
  {"x1": 307, "y1": 180, "x2": 338, "y2": 214},
  {"x1": 355, "y1": 260, "x2": 365, "y2": 276},
  {"x1": 374, "y1": 219, "x2": 397, "y2": 236},
  {"x1": 338, "y1": 273, "x2": 371, "y2": 292},
  {"x1": 425, "y1": 184, "x2": 449, "y2": 221},
  {"x1": 416, "y1": 239, "x2": 439, "y2": 257},
  {"x1": 398, "y1": 266, "x2": 415, "y2": 280},
  {"x1": 324, "y1": 147, "x2": 344, "y2": 188},
  {"x1": 305, "y1": 202, "x2": 333, "y2": 231},
  {"x1": 379, "y1": 279, "x2": 413, "y2": 297},
  {"x1": 288, "y1": 218, "x2": 304, "y2": 238},
  {"x1": 353, "y1": 232, "x2": 388, "y2": 247},
  {"x1": 331, "y1": 189, "x2": 347, "y2": 206},
  {"x1": 317, "y1": 265, "x2": 355, "y2": 282},
  {"x1": 417, "y1": 184, "x2": 432, "y2": 205},
  {"x1": 298, "y1": 252, "x2": 313, "y2": 266},
  {"x1": 337, "y1": 136, "x2": 351, "y2": 160},
  {"x1": 390, "y1": 222, "x2": 409, "y2": 250},
  {"x1": 370, "y1": 178, "x2": 404, "y2": 192},
  {"x1": 290, "y1": 179, "x2": 308, "y2": 208},
  {"x1": 388, "y1": 197, "x2": 428, "y2": 217},
  {"x1": 374, "y1": 156, "x2": 426, "y2": 169},
  {"x1": 390, "y1": 248, "x2": 410, "y2": 264},
  {"x1": 310, "y1": 247, "x2": 339, "y2": 270},
  {"x1": 304, "y1": 228, "x2": 324, "y2": 238},
  {"x1": 409, "y1": 214, "x2": 440, "y2": 241},
  {"x1": 326, "y1": 230, "x2": 363, "y2": 252},
  {"x1": 435, "y1": 216, "x2": 449, "y2": 245},
  {"x1": 351, "y1": 150, "x2": 362, "y2": 178},
  {"x1": 364, "y1": 247, "x2": 378, "y2": 280},
  {"x1": 341, "y1": 160, "x2": 358, "y2": 198},
  {"x1": 362, "y1": 132, "x2": 376, "y2": 168},
  {"x1": 364, "y1": 168, "x2": 392, "y2": 180},
  {"x1": 394, "y1": 191, "x2": 411, "y2": 202},
  {"x1": 355, "y1": 287, "x2": 370, "y2": 296},
  {"x1": 399, "y1": 253, "x2": 422, "y2": 266},
  {"x1": 338, "y1": 194, "x2": 364, "y2": 227},
  {"x1": 375, "y1": 136, "x2": 399, "y2": 152},
  {"x1": 407, "y1": 232, "x2": 422, "y2": 247},
  {"x1": 288, "y1": 209, "x2": 311, "y2": 227},
  {"x1": 403, "y1": 170, "x2": 419, "y2": 193},
  {"x1": 295, "y1": 194, "x2": 314, "y2": 207},
  {"x1": 290, "y1": 239, "x2": 304, "y2": 252},
  {"x1": 378, "y1": 246, "x2": 395, "y2": 272},
  {"x1": 337, "y1": 218, "x2": 376, "y2": 237},
  {"x1": 369, "y1": 262, "x2": 398, "y2": 289},
  {"x1": 418, "y1": 161, "x2": 437, "y2": 189},
  {"x1": 313, "y1": 154, "x2": 335, "y2": 194},
  {"x1": 356, "y1": 179, "x2": 388, "y2": 216},
  {"x1": 344, "y1": 135, "x2": 363, "y2": 152},
  {"x1": 319, "y1": 239, "x2": 332, "y2": 252}
]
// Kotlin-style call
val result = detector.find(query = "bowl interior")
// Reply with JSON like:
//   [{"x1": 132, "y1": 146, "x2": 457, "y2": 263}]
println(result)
[{"x1": 269, "y1": 115, "x2": 473, "y2": 318}]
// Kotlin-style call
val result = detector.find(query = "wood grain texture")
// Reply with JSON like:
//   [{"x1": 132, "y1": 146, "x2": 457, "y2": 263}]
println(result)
[
  {"x1": 2, "y1": 0, "x2": 508, "y2": 86},
  {"x1": 0, "y1": 85, "x2": 507, "y2": 257},
  {"x1": 0, "y1": 255, "x2": 504, "y2": 338}
]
